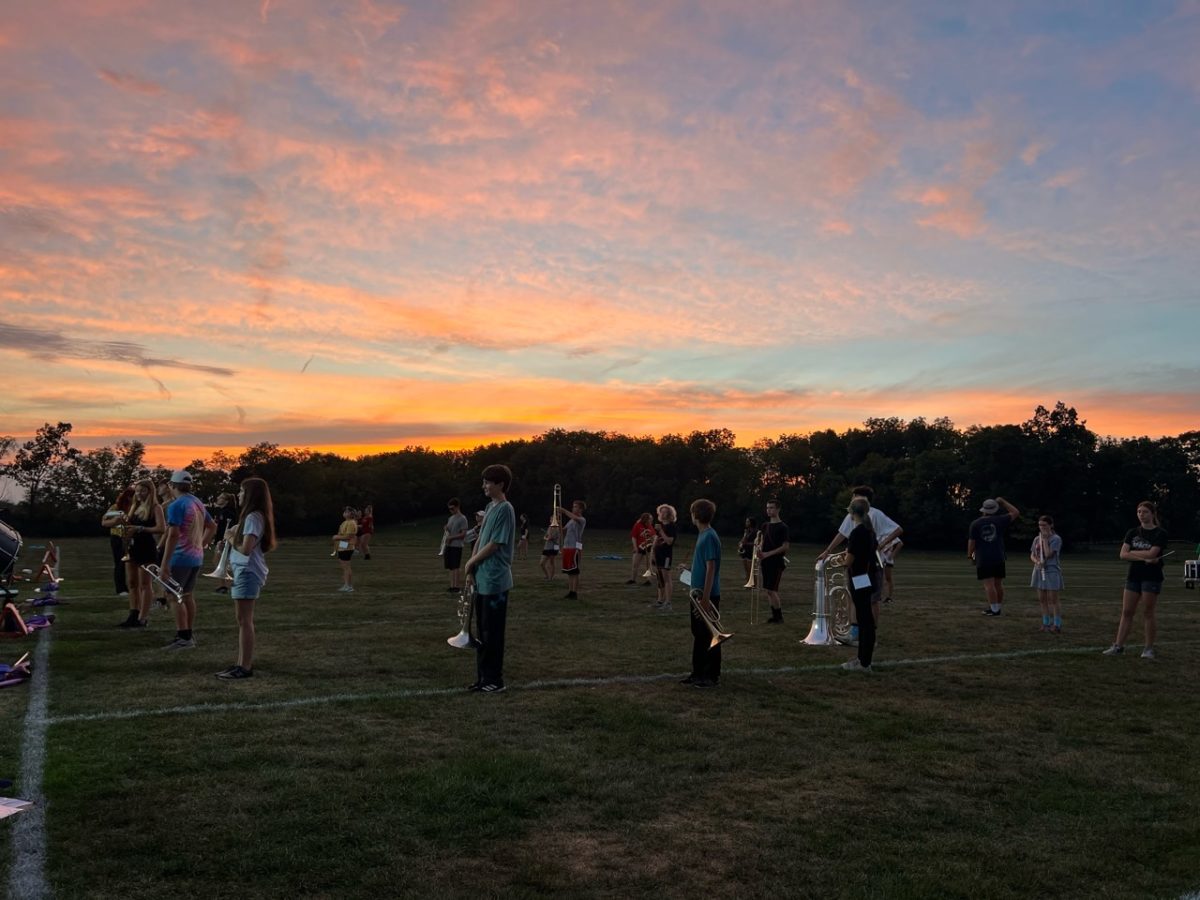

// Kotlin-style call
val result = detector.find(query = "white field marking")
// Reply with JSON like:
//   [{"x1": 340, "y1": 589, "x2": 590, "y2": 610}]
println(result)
[
  {"x1": 43, "y1": 642, "x2": 1140, "y2": 727},
  {"x1": 8, "y1": 629, "x2": 53, "y2": 900}
]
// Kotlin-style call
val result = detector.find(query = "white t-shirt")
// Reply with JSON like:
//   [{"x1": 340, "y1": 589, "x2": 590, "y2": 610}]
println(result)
[
  {"x1": 838, "y1": 508, "x2": 901, "y2": 542},
  {"x1": 230, "y1": 512, "x2": 270, "y2": 582}
]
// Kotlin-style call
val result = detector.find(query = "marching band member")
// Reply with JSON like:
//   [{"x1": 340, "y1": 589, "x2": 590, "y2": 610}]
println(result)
[
  {"x1": 818, "y1": 486, "x2": 903, "y2": 640},
  {"x1": 557, "y1": 499, "x2": 587, "y2": 600},
  {"x1": 159, "y1": 470, "x2": 217, "y2": 650},
  {"x1": 652, "y1": 504, "x2": 677, "y2": 612},
  {"x1": 517, "y1": 513, "x2": 530, "y2": 560},
  {"x1": 759, "y1": 499, "x2": 789, "y2": 624},
  {"x1": 628, "y1": 513, "x2": 655, "y2": 585},
  {"x1": 1030, "y1": 515, "x2": 1064, "y2": 633},
  {"x1": 841, "y1": 497, "x2": 880, "y2": 672},
  {"x1": 464, "y1": 465, "x2": 516, "y2": 694},
  {"x1": 117, "y1": 478, "x2": 165, "y2": 629},
  {"x1": 444, "y1": 499, "x2": 468, "y2": 593},
  {"x1": 210, "y1": 492, "x2": 238, "y2": 594},
  {"x1": 738, "y1": 516, "x2": 758, "y2": 583},
  {"x1": 1104, "y1": 501, "x2": 1168, "y2": 659},
  {"x1": 333, "y1": 506, "x2": 358, "y2": 593},
  {"x1": 357, "y1": 504, "x2": 375, "y2": 560},
  {"x1": 100, "y1": 487, "x2": 135, "y2": 598},
  {"x1": 682, "y1": 499, "x2": 722, "y2": 689},
  {"x1": 216, "y1": 477, "x2": 276, "y2": 680},
  {"x1": 968, "y1": 497, "x2": 1019, "y2": 616},
  {"x1": 540, "y1": 517, "x2": 561, "y2": 580}
]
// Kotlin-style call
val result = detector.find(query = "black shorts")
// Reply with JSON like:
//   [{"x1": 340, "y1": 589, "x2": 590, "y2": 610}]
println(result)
[
  {"x1": 542, "y1": 548, "x2": 559, "y2": 557},
  {"x1": 976, "y1": 561, "x2": 1006, "y2": 581},
  {"x1": 761, "y1": 560, "x2": 784, "y2": 592},
  {"x1": 337, "y1": 550, "x2": 354, "y2": 562},
  {"x1": 444, "y1": 547, "x2": 463, "y2": 569}
]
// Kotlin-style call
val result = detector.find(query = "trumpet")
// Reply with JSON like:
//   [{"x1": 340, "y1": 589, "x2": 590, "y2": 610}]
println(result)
[
  {"x1": 690, "y1": 589, "x2": 733, "y2": 650},
  {"x1": 203, "y1": 540, "x2": 232, "y2": 580},
  {"x1": 447, "y1": 583, "x2": 478, "y2": 649},
  {"x1": 141, "y1": 564, "x2": 183, "y2": 603}
]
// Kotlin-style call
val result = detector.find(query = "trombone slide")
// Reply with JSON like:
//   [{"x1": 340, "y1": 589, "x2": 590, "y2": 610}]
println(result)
[{"x1": 142, "y1": 564, "x2": 184, "y2": 603}]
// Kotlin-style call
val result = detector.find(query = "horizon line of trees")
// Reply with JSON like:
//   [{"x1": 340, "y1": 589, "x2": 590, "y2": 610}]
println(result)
[{"x1": 2, "y1": 403, "x2": 1198, "y2": 551}]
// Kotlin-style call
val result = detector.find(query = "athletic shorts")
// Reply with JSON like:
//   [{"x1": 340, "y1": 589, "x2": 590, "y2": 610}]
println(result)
[
  {"x1": 655, "y1": 555, "x2": 672, "y2": 571},
  {"x1": 1125, "y1": 580, "x2": 1163, "y2": 595},
  {"x1": 976, "y1": 562, "x2": 1006, "y2": 581},
  {"x1": 231, "y1": 566, "x2": 263, "y2": 600},
  {"x1": 174, "y1": 565, "x2": 200, "y2": 594},
  {"x1": 761, "y1": 560, "x2": 784, "y2": 592},
  {"x1": 337, "y1": 550, "x2": 354, "y2": 562},
  {"x1": 562, "y1": 548, "x2": 580, "y2": 574},
  {"x1": 444, "y1": 547, "x2": 463, "y2": 569}
]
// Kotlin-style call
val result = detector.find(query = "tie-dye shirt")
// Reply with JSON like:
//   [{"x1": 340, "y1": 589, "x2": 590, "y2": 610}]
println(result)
[{"x1": 166, "y1": 494, "x2": 214, "y2": 568}]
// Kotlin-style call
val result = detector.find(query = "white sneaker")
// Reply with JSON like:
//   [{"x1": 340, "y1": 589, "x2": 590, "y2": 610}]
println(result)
[
  {"x1": 343, "y1": 586, "x2": 355, "y2": 593},
  {"x1": 841, "y1": 658, "x2": 872, "y2": 673},
  {"x1": 1141, "y1": 647, "x2": 1156, "y2": 660},
  {"x1": 1102, "y1": 644, "x2": 1123, "y2": 656}
]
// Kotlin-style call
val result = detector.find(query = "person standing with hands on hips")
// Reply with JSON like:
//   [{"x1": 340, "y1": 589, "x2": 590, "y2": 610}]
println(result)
[{"x1": 465, "y1": 465, "x2": 516, "y2": 694}]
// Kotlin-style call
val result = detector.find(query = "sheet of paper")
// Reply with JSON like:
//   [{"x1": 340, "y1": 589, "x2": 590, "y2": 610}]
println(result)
[
  {"x1": 678, "y1": 570, "x2": 691, "y2": 587},
  {"x1": 851, "y1": 573, "x2": 872, "y2": 590}
]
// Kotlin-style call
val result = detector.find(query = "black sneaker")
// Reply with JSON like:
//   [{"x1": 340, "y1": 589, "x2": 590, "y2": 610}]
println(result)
[
  {"x1": 679, "y1": 675, "x2": 697, "y2": 685},
  {"x1": 216, "y1": 666, "x2": 253, "y2": 680},
  {"x1": 466, "y1": 682, "x2": 483, "y2": 692},
  {"x1": 692, "y1": 679, "x2": 718, "y2": 689},
  {"x1": 983, "y1": 608, "x2": 1002, "y2": 616},
  {"x1": 479, "y1": 683, "x2": 506, "y2": 693},
  {"x1": 625, "y1": 579, "x2": 636, "y2": 585}
]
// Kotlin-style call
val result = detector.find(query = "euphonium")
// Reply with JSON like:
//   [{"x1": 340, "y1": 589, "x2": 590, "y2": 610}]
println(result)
[
  {"x1": 203, "y1": 541, "x2": 232, "y2": 579},
  {"x1": 801, "y1": 551, "x2": 851, "y2": 646},
  {"x1": 690, "y1": 589, "x2": 733, "y2": 650},
  {"x1": 447, "y1": 583, "x2": 478, "y2": 649}
]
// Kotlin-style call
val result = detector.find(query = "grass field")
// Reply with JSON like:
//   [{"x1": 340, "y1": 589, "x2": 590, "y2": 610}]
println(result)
[{"x1": 3, "y1": 526, "x2": 1199, "y2": 899}]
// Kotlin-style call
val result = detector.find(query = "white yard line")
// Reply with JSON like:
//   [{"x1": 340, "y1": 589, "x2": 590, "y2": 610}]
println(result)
[
  {"x1": 45, "y1": 642, "x2": 1125, "y2": 727},
  {"x1": 7, "y1": 629, "x2": 53, "y2": 900}
]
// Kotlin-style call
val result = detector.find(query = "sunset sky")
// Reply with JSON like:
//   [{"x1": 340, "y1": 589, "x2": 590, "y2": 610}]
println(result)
[{"x1": 2, "y1": 1, "x2": 1198, "y2": 465}]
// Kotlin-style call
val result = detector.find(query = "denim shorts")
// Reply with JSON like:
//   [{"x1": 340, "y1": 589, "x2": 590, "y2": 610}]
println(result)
[
  {"x1": 232, "y1": 566, "x2": 264, "y2": 600},
  {"x1": 1125, "y1": 580, "x2": 1162, "y2": 595}
]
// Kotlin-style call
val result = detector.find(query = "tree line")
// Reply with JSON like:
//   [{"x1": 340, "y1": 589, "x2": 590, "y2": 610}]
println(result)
[{"x1": 2, "y1": 403, "x2": 1197, "y2": 550}]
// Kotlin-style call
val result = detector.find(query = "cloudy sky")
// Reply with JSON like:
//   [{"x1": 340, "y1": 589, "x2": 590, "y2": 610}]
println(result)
[{"x1": 2, "y1": 1, "x2": 1198, "y2": 464}]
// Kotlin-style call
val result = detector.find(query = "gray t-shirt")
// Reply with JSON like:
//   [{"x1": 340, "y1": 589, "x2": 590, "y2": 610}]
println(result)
[
  {"x1": 446, "y1": 513, "x2": 468, "y2": 548},
  {"x1": 229, "y1": 511, "x2": 269, "y2": 582},
  {"x1": 475, "y1": 500, "x2": 515, "y2": 595},
  {"x1": 563, "y1": 516, "x2": 586, "y2": 549}
]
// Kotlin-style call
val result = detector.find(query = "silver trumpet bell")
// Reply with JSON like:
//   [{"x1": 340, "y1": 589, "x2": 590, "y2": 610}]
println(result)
[
  {"x1": 203, "y1": 542, "x2": 232, "y2": 579},
  {"x1": 447, "y1": 584, "x2": 478, "y2": 649}
]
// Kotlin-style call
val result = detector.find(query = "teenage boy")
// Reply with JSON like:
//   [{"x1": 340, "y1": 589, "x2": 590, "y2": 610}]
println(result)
[
  {"x1": 969, "y1": 496, "x2": 1019, "y2": 616},
  {"x1": 465, "y1": 465, "x2": 516, "y2": 694},
  {"x1": 557, "y1": 499, "x2": 588, "y2": 600},
  {"x1": 759, "y1": 499, "x2": 789, "y2": 623},
  {"x1": 160, "y1": 469, "x2": 217, "y2": 650},
  {"x1": 683, "y1": 498, "x2": 722, "y2": 689}
]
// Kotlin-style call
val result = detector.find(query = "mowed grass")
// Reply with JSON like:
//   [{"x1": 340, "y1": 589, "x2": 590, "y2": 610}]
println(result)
[{"x1": 3, "y1": 527, "x2": 1200, "y2": 899}]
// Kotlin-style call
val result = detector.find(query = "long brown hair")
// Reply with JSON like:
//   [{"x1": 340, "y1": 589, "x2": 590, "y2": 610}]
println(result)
[
  {"x1": 236, "y1": 477, "x2": 277, "y2": 553},
  {"x1": 131, "y1": 478, "x2": 157, "y2": 521}
]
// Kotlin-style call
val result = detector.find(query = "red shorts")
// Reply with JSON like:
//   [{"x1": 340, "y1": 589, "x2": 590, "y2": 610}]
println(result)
[{"x1": 562, "y1": 547, "x2": 580, "y2": 574}]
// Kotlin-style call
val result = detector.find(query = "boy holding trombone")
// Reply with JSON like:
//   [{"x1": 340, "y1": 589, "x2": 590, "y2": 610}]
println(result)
[{"x1": 682, "y1": 498, "x2": 723, "y2": 689}]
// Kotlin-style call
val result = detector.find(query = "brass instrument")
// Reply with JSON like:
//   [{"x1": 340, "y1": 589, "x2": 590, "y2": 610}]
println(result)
[
  {"x1": 118, "y1": 520, "x2": 134, "y2": 563},
  {"x1": 690, "y1": 589, "x2": 733, "y2": 650},
  {"x1": 744, "y1": 531, "x2": 763, "y2": 623},
  {"x1": 447, "y1": 582, "x2": 478, "y2": 649},
  {"x1": 437, "y1": 532, "x2": 447, "y2": 557},
  {"x1": 551, "y1": 483, "x2": 562, "y2": 527},
  {"x1": 203, "y1": 540, "x2": 232, "y2": 580},
  {"x1": 801, "y1": 552, "x2": 852, "y2": 646},
  {"x1": 141, "y1": 564, "x2": 183, "y2": 603}
]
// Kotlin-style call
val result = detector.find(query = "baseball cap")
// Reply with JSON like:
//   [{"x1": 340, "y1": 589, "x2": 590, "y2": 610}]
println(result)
[
  {"x1": 980, "y1": 499, "x2": 1000, "y2": 514},
  {"x1": 170, "y1": 469, "x2": 193, "y2": 485}
]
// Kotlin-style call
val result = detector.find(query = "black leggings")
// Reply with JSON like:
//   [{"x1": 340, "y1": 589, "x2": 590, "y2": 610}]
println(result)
[
  {"x1": 110, "y1": 535, "x2": 129, "y2": 594},
  {"x1": 851, "y1": 587, "x2": 876, "y2": 667}
]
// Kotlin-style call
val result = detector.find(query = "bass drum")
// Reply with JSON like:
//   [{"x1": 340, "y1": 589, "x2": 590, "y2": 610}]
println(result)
[{"x1": 0, "y1": 520, "x2": 22, "y2": 578}]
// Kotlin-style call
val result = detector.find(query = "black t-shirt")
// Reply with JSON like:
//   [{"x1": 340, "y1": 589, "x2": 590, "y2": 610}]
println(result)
[
  {"x1": 1124, "y1": 526, "x2": 1169, "y2": 583},
  {"x1": 846, "y1": 523, "x2": 879, "y2": 579},
  {"x1": 969, "y1": 514, "x2": 1012, "y2": 566},
  {"x1": 760, "y1": 521, "x2": 789, "y2": 567},
  {"x1": 654, "y1": 523, "x2": 676, "y2": 567}
]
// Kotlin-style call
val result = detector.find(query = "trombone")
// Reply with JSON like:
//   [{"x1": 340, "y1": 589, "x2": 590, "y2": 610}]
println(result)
[
  {"x1": 690, "y1": 589, "x2": 733, "y2": 650},
  {"x1": 744, "y1": 531, "x2": 763, "y2": 623},
  {"x1": 551, "y1": 483, "x2": 562, "y2": 527},
  {"x1": 447, "y1": 582, "x2": 478, "y2": 649},
  {"x1": 141, "y1": 564, "x2": 183, "y2": 603}
]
